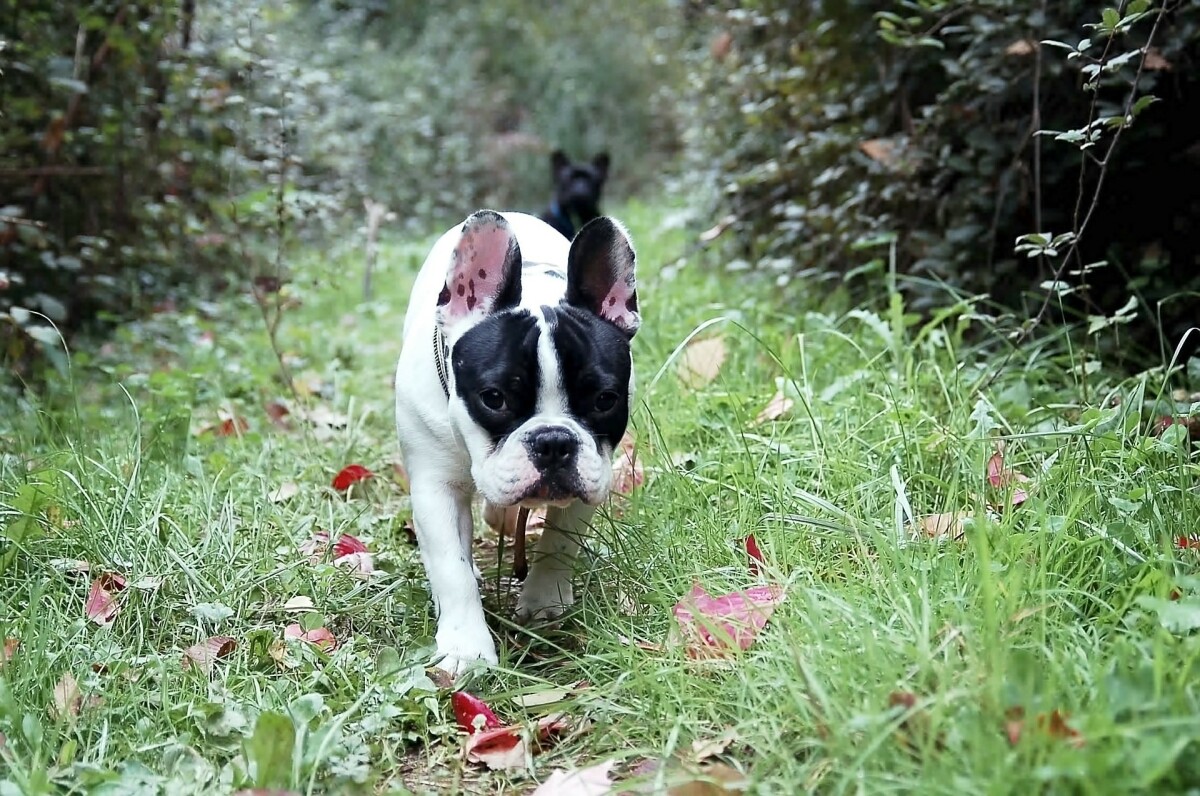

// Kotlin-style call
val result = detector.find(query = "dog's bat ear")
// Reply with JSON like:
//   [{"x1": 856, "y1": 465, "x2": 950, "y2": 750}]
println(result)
[
  {"x1": 550, "y1": 149, "x2": 570, "y2": 175},
  {"x1": 592, "y1": 152, "x2": 610, "y2": 182},
  {"x1": 437, "y1": 210, "x2": 522, "y2": 336},
  {"x1": 565, "y1": 216, "x2": 638, "y2": 337}
]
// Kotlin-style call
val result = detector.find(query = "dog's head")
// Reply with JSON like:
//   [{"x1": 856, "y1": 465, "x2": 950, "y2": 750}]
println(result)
[
  {"x1": 550, "y1": 150, "x2": 609, "y2": 228},
  {"x1": 437, "y1": 210, "x2": 638, "y2": 508}
]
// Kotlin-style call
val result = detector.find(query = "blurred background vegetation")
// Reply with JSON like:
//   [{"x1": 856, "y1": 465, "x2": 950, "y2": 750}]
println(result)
[{"x1": 2, "y1": 0, "x2": 1197, "y2": 376}]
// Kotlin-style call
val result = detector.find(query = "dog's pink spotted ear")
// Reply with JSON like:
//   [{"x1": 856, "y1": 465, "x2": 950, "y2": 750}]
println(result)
[
  {"x1": 565, "y1": 217, "x2": 639, "y2": 337},
  {"x1": 437, "y1": 210, "x2": 522, "y2": 335}
]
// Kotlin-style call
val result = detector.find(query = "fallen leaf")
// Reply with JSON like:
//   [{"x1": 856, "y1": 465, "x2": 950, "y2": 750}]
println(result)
[
  {"x1": 666, "y1": 762, "x2": 749, "y2": 794},
  {"x1": 753, "y1": 390, "x2": 794, "y2": 425},
  {"x1": 672, "y1": 583, "x2": 785, "y2": 658},
  {"x1": 333, "y1": 533, "x2": 367, "y2": 557},
  {"x1": 264, "y1": 401, "x2": 291, "y2": 429},
  {"x1": 130, "y1": 575, "x2": 163, "y2": 591},
  {"x1": 1178, "y1": 536, "x2": 1200, "y2": 550},
  {"x1": 85, "y1": 577, "x2": 122, "y2": 627},
  {"x1": 452, "y1": 691, "x2": 503, "y2": 734},
  {"x1": 678, "y1": 337, "x2": 727, "y2": 389},
  {"x1": 284, "y1": 623, "x2": 337, "y2": 651},
  {"x1": 463, "y1": 713, "x2": 571, "y2": 771},
  {"x1": 299, "y1": 531, "x2": 330, "y2": 559},
  {"x1": 912, "y1": 511, "x2": 971, "y2": 541},
  {"x1": 200, "y1": 416, "x2": 249, "y2": 437},
  {"x1": 691, "y1": 728, "x2": 739, "y2": 762},
  {"x1": 269, "y1": 482, "x2": 300, "y2": 503},
  {"x1": 2, "y1": 637, "x2": 17, "y2": 665},
  {"x1": 1003, "y1": 706, "x2": 1084, "y2": 748},
  {"x1": 611, "y1": 431, "x2": 644, "y2": 496},
  {"x1": 512, "y1": 686, "x2": 573, "y2": 709},
  {"x1": 182, "y1": 635, "x2": 237, "y2": 674},
  {"x1": 283, "y1": 596, "x2": 315, "y2": 613},
  {"x1": 1005, "y1": 39, "x2": 1036, "y2": 56},
  {"x1": 301, "y1": 404, "x2": 348, "y2": 429},
  {"x1": 888, "y1": 691, "x2": 943, "y2": 753},
  {"x1": 531, "y1": 760, "x2": 614, "y2": 796},
  {"x1": 332, "y1": 464, "x2": 374, "y2": 492},
  {"x1": 50, "y1": 673, "x2": 81, "y2": 718},
  {"x1": 745, "y1": 535, "x2": 764, "y2": 575},
  {"x1": 986, "y1": 449, "x2": 1031, "y2": 507}
]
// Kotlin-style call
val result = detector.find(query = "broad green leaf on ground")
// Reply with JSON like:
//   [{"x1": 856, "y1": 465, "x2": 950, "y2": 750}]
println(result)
[
  {"x1": 672, "y1": 583, "x2": 785, "y2": 659},
  {"x1": 531, "y1": 760, "x2": 614, "y2": 795},
  {"x1": 677, "y1": 337, "x2": 726, "y2": 388},
  {"x1": 245, "y1": 711, "x2": 295, "y2": 790},
  {"x1": 1137, "y1": 596, "x2": 1200, "y2": 634}
]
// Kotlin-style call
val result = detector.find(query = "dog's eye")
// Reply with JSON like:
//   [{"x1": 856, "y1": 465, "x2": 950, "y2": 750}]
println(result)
[
  {"x1": 479, "y1": 389, "x2": 507, "y2": 411},
  {"x1": 594, "y1": 390, "x2": 619, "y2": 413}
]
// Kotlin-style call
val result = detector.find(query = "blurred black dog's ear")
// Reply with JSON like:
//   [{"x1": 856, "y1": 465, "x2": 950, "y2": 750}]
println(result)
[
  {"x1": 592, "y1": 152, "x2": 610, "y2": 182},
  {"x1": 550, "y1": 150, "x2": 570, "y2": 176}
]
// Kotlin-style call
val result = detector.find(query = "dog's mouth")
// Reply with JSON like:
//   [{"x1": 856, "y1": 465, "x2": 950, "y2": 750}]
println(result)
[{"x1": 516, "y1": 477, "x2": 583, "y2": 507}]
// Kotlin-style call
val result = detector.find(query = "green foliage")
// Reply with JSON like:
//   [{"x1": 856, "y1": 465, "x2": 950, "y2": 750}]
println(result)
[{"x1": 689, "y1": 0, "x2": 1200, "y2": 368}]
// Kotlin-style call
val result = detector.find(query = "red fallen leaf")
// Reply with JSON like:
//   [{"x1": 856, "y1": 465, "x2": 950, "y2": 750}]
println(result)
[
  {"x1": 986, "y1": 449, "x2": 1031, "y2": 507},
  {"x1": 1178, "y1": 536, "x2": 1200, "y2": 550},
  {"x1": 1004, "y1": 706, "x2": 1025, "y2": 745},
  {"x1": 464, "y1": 713, "x2": 570, "y2": 770},
  {"x1": 333, "y1": 534, "x2": 367, "y2": 557},
  {"x1": 745, "y1": 535, "x2": 764, "y2": 576},
  {"x1": 284, "y1": 623, "x2": 336, "y2": 651},
  {"x1": 332, "y1": 464, "x2": 374, "y2": 492},
  {"x1": 1, "y1": 637, "x2": 18, "y2": 665},
  {"x1": 452, "y1": 691, "x2": 503, "y2": 734},
  {"x1": 264, "y1": 400, "x2": 291, "y2": 429},
  {"x1": 182, "y1": 635, "x2": 237, "y2": 674},
  {"x1": 201, "y1": 416, "x2": 249, "y2": 437},
  {"x1": 672, "y1": 583, "x2": 785, "y2": 658},
  {"x1": 85, "y1": 578, "x2": 121, "y2": 627}
]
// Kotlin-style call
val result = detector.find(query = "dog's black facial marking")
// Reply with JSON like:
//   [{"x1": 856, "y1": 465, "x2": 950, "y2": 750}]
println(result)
[
  {"x1": 453, "y1": 311, "x2": 541, "y2": 447},
  {"x1": 543, "y1": 304, "x2": 632, "y2": 450}
]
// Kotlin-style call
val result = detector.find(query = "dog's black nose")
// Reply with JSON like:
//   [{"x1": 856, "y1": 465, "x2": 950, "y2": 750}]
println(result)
[{"x1": 529, "y1": 427, "x2": 578, "y2": 470}]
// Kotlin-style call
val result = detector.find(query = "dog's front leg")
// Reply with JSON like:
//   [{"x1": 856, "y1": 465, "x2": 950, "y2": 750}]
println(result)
[
  {"x1": 411, "y1": 479, "x2": 497, "y2": 673},
  {"x1": 515, "y1": 501, "x2": 594, "y2": 622}
]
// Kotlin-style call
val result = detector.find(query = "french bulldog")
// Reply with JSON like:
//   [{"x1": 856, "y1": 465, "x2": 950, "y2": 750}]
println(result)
[
  {"x1": 540, "y1": 150, "x2": 610, "y2": 241},
  {"x1": 394, "y1": 209, "x2": 639, "y2": 674}
]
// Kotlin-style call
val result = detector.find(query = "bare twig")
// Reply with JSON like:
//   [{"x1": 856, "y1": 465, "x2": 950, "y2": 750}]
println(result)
[
  {"x1": 983, "y1": 1, "x2": 1171, "y2": 390},
  {"x1": 362, "y1": 198, "x2": 387, "y2": 302}
]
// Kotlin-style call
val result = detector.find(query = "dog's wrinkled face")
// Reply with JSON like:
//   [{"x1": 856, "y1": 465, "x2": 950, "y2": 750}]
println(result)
[{"x1": 436, "y1": 212, "x2": 638, "y2": 508}]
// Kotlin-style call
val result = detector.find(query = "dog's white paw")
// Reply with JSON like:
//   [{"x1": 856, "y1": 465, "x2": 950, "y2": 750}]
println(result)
[
  {"x1": 433, "y1": 631, "x2": 498, "y2": 677},
  {"x1": 515, "y1": 579, "x2": 575, "y2": 624}
]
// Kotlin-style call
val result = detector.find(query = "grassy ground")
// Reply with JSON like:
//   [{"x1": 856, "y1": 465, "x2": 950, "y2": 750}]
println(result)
[{"x1": 2, "y1": 200, "x2": 1199, "y2": 794}]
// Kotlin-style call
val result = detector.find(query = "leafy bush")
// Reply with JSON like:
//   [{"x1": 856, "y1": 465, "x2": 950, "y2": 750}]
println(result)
[{"x1": 689, "y1": 0, "x2": 1200, "y2": 369}]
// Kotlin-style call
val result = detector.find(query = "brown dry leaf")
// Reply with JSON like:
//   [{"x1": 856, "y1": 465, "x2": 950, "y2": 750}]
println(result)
[
  {"x1": 691, "y1": 728, "x2": 740, "y2": 762},
  {"x1": 182, "y1": 635, "x2": 237, "y2": 674},
  {"x1": 1005, "y1": 39, "x2": 1037, "y2": 56},
  {"x1": 1144, "y1": 47, "x2": 1171, "y2": 71},
  {"x1": 269, "y1": 482, "x2": 300, "y2": 504},
  {"x1": 912, "y1": 511, "x2": 970, "y2": 541},
  {"x1": 611, "y1": 430, "x2": 645, "y2": 497},
  {"x1": 284, "y1": 623, "x2": 337, "y2": 651},
  {"x1": 2, "y1": 637, "x2": 18, "y2": 666},
  {"x1": 752, "y1": 390, "x2": 794, "y2": 425},
  {"x1": 667, "y1": 763, "x2": 749, "y2": 795},
  {"x1": 678, "y1": 337, "x2": 727, "y2": 389},
  {"x1": 531, "y1": 760, "x2": 614, "y2": 796},
  {"x1": 859, "y1": 138, "x2": 897, "y2": 168},
  {"x1": 50, "y1": 673, "x2": 82, "y2": 719},
  {"x1": 84, "y1": 577, "x2": 121, "y2": 627},
  {"x1": 264, "y1": 400, "x2": 292, "y2": 430}
]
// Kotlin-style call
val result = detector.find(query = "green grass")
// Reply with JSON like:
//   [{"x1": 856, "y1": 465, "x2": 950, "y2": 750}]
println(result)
[{"x1": 2, "y1": 199, "x2": 1199, "y2": 794}]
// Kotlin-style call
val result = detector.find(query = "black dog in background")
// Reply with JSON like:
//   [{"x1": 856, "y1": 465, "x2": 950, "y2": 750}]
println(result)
[{"x1": 540, "y1": 150, "x2": 609, "y2": 241}]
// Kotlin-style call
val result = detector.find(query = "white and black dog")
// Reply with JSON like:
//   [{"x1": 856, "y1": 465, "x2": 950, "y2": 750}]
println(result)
[{"x1": 394, "y1": 209, "x2": 638, "y2": 674}]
